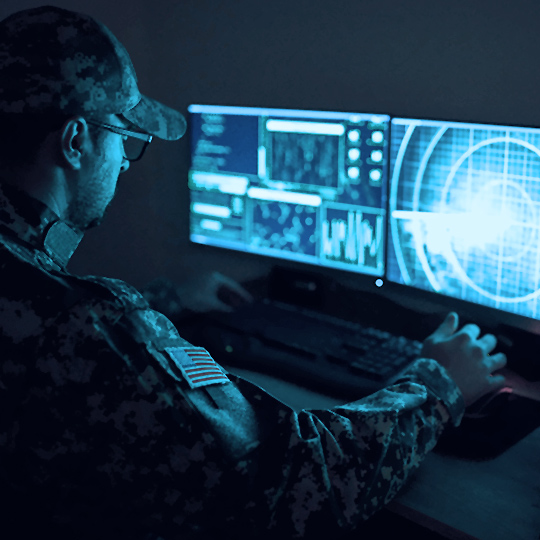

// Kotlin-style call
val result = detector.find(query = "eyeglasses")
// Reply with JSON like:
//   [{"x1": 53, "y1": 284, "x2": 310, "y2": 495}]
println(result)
[{"x1": 86, "y1": 120, "x2": 153, "y2": 162}]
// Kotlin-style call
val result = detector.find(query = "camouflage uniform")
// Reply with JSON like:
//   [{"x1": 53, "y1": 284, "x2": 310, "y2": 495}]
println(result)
[
  {"x1": 0, "y1": 5, "x2": 465, "y2": 540},
  {"x1": 0, "y1": 6, "x2": 186, "y2": 140},
  {"x1": 0, "y1": 181, "x2": 465, "y2": 539}
]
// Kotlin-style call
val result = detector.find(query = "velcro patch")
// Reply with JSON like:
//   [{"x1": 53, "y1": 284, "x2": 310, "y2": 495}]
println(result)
[{"x1": 164, "y1": 346, "x2": 229, "y2": 389}]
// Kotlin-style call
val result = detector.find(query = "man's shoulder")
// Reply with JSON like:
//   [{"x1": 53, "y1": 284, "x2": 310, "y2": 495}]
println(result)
[
  {"x1": 0, "y1": 235, "x2": 77, "y2": 318},
  {"x1": 80, "y1": 275, "x2": 148, "y2": 312},
  {"x1": 0, "y1": 233, "x2": 153, "y2": 345}
]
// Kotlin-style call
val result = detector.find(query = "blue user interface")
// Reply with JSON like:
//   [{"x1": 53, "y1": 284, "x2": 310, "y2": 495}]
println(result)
[
  {"x1": 188, "y1": 105, "x2": 390, "y2": 277},
  {"x1": 388, "y1": 118, "x2": 540, "y2": 319}
]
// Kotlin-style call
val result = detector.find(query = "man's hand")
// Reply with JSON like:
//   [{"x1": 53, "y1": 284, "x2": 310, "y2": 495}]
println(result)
[
  {"x1": 177, "y1": 271, "x2": 253, "y2": 314},
  {"x1": 421, "y1": 312, "x2": 507, "y2": 406}
]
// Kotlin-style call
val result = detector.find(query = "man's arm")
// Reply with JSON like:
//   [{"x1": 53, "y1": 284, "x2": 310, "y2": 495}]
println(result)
[
  {"x1": 141, "y1": 272, "x2": 253, "y2": 318},
  {"x1": 20, "y1": 287, "x2": 478, "y2": 539},
  {"x1": 16, "y1": 264, "x2": 501, "y2": 539}
]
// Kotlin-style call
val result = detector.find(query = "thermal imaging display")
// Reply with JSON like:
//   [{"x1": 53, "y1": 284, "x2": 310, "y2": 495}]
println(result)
[
  {"x1": 189, "y1": 105, "x2": 390, "y2": 276},
  {"x1": 388, "y1": 118, "x2": 540, "y2": 319}
]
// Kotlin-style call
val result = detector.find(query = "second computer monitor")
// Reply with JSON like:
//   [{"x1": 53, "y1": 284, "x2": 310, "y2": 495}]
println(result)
[
  {"x1": 388, "y1": 117, "x2": 540, "y2": 320},
  {"x1": 189, "y1": 105, "x2": 390, "y2": 277}
]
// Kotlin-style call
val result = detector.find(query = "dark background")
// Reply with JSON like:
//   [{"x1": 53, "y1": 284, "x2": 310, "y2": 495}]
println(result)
[{"x1": 2, "y1": 0, "x2": 540, "y2": 293}]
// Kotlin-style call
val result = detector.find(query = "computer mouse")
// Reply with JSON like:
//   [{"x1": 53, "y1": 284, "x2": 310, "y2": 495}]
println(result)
[{"x1": 464, "y1": 386, "x2": 514, "y2": 419}]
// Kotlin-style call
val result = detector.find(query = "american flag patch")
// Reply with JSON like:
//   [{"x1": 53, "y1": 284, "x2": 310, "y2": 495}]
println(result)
[{"x1": 164, "y1": 347, "x2": 229, "y2": 389}]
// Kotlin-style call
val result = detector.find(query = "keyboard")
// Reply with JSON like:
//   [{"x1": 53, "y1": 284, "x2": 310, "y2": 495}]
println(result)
[{"x1": 182, "y1": 298, "x2": 424, "y2": 398}]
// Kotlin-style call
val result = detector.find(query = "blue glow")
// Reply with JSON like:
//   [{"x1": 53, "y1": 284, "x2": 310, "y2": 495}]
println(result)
[
  {"x1": 266, "y1": 119, "x2": 345, "y2": 136},
  {"x1": 189, "y1": 104, "x2": 389, "y2": 123},
  {"x1": 370, "y1": 115, "x2": 388, "y2": 124},
  {"x1": 258, "y1": 146, "x2": 267, "y2": 178},
  {"x1": 191, "y1": 172, "x2": 249, "y2": 195},
  {"x1": 247, "y1": 187, "x2": 322, "y2": 206},
  {"x1": 189, "y1": 104, "x2": 389, "y2": 278},
  {"x1": 200, "y1": 219, "x2": 223, "y2": 231},
  {"x1": 192, "y1": 203, "x2": 231, "y2": 218},
  {"x1": 371, "y1": 150, "x2": 383, "y2": 162},
  {"x1": 371, "y1": 131, "x2": 384, "y2": 144},
  {"x1": 388, "y1": 118, "x2": 540, "y2": 319}
]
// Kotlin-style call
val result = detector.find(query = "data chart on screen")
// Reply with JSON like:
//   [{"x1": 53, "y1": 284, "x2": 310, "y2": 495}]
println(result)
[
  {"x1": 388, "y1": 117, "x2": 540, "y2": 319},
  {"x1": 188, "y1": 105, "x2": 390, "y2": 276}
]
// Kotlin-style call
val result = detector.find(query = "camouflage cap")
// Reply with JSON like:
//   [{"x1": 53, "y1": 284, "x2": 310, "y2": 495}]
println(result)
[{"x1": 0, "y1": 5, "x2": 186, "y2": 140}]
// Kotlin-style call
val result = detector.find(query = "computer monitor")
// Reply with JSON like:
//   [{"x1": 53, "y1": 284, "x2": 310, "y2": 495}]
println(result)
[
  {"x1": 387, "y1": 117, "x2": 540, "y2": 320},
  {"x1": 188, "y1": 104, "x2": 390, "y2": 277}
]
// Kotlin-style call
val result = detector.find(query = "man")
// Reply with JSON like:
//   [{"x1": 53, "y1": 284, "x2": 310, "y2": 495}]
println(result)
[{"x1": 0, "y1": 6, "x2": 507, "y2": 539}]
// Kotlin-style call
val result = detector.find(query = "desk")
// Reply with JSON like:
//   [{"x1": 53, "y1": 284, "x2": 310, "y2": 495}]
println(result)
[{"x1": 227, "y1": 366, "x2": 540, "y2": 540}]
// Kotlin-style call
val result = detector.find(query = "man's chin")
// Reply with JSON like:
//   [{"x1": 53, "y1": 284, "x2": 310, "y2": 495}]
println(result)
[
  {"x1": 84, "y1": 216, "x2": 104, "y2": 230},
  {"x1": 65, "y1": 213, "x2": 104, "y2": 232}
]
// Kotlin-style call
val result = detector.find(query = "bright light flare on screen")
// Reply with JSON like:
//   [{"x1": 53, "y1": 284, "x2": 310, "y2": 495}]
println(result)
[
  {"x1": 392, "y1": 210, "x2": 512, "y2": 253},
  {"x1": 459, "y1": 196, "x2": 513, "y2": 249},
  {"x1": 388, "y1": 119, "x2": 540, "y2": 316}
]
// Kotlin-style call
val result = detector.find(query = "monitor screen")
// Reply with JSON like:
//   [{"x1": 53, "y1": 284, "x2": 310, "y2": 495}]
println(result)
[
  {"x1": 188, "y1": 105, "x2": 390, "y2": 277},
  {"x1": 387, "y1": 117, "x2": 540, "y2": 320}
]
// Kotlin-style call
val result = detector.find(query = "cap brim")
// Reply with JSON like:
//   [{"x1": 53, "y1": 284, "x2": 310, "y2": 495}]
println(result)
[{"x1": 123, "y1": 94, "x2": 187, "y2": 140}]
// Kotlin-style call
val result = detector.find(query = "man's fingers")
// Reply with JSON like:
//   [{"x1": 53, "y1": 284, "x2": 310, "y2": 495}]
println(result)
[
  {"x1": 215, "y1": 273, "x2": 254, "y2": 302},
  {"x1": 209, "y1": 297, "x2": 234, "y2": 313},
  {"x1": 431, "y1": 312, "x2": 459, "y2": 338},
  {"x1": 460, "y1": 323, "x2": 481, "y2": 341},
  {"x1": 487, "y1": 352, "x2": 507, "y2": 373},
  {"x1": 478, "y1": 333, "x2": 497, "y2": 353},
  {"x1": 488, "y1": 374, "x2": 507, "y2": 390}
]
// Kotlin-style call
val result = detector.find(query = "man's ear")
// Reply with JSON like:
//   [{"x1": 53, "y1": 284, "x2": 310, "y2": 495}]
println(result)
[{"x1": 60, "y1": 117, "x2": 90, "y2": 170}]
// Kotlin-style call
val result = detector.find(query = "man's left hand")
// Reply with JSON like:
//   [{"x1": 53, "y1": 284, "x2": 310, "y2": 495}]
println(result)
[{"x1": 176, "y1": 271, "x2": 254, "y2": 313}]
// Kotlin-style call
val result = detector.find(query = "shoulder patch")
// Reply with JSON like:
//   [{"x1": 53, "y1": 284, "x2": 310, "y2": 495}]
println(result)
[{"x1": 164, "y1": 346, "x2": 229, "y2": 389}]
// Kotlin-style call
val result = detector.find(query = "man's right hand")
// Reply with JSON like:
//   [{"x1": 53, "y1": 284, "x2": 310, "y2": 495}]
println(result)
[{"x1": 421, "y1": 312, "x2": 507, "y2": 406}]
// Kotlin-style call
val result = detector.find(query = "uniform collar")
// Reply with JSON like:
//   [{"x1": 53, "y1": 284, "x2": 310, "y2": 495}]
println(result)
[{"x1": 0, "y1": 182, "x2": 83, "y2": 269}]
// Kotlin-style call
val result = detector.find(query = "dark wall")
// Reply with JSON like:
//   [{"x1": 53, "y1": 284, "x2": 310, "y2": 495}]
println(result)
[{"x1": 2, "y1": 0, "x2": 540, "y2": 288}]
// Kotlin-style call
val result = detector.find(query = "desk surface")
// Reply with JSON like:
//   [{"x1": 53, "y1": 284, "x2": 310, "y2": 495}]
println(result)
[{"x1": 228, "y1": 366, "x2": 540, "y2": 540}]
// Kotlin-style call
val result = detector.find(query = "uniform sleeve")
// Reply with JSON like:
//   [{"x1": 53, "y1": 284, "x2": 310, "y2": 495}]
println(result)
[
  {"x1": 31, "y1": 295, "x2": 464, "y2": 539},
  {"x1": 140, "y1": 276, "x2": 184, "y2": 319}
]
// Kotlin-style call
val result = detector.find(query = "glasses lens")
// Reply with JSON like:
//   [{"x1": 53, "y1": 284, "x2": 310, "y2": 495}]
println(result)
[{"x1": 123, "y1": 137, "x2": 147, "y2": 161}]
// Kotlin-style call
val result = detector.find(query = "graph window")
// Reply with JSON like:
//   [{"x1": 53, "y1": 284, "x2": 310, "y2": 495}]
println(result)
[
  {"x1": 388, "y1": 118, "x2": 540, "y2": 319},
  {"x1": 189, "y1": 105, "x2": 390, "y2": 277}
]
